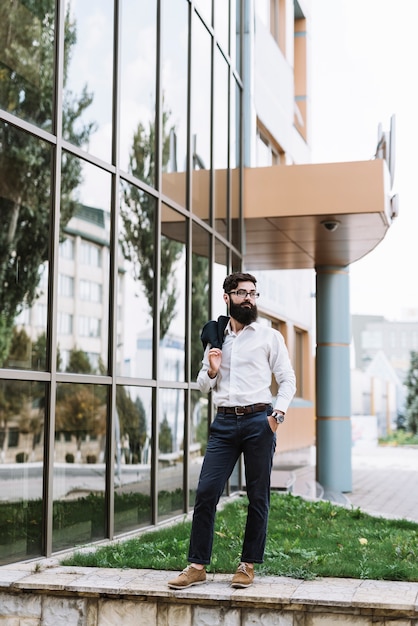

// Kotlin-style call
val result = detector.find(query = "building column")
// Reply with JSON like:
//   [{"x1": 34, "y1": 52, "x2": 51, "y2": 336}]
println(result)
[{"x1": 316, "y1": 266, "x2": 352, "y2": 492}]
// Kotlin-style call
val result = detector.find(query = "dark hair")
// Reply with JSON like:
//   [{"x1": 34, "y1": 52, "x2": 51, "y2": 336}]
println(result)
[{"x1": 223, "y1": 272, "x2": 257, "y2": 293}]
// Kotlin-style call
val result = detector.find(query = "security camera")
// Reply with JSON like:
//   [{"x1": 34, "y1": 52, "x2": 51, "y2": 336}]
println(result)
[{"x1": 321, "y1": 220, "x2": 340, "y2": 232}]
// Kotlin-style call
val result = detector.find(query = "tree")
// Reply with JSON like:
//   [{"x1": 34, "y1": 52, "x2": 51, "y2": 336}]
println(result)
[
  {"x1": 120, "y1": 109, "x2": 183, "y2": 339},
  {"x1": 0, "y1": 1, "x2": 95, "y2": 364},
  {"x1": 191, "y1": 253, "x2": 210, "y2": 379},
  {"x1": 55, "y1": 385, "x2": 106, "y2": 453},
  {"x1": 55, "y1": 348, "x2": 106, "y2": 453},
  {"x1": 404, "y1": 351, "x2": 418, "y2": 435},
  {"x1": 159, "y1": 415, "x2": 173, "y2": 454},
  {"x1": 116, "y1": 388, "x2": 147, "y2": 464}
]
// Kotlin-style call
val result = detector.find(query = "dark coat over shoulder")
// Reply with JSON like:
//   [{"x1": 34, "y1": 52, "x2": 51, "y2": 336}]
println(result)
[{"x1": 200, "y1": 315, "x2": 229, "y2": 350}]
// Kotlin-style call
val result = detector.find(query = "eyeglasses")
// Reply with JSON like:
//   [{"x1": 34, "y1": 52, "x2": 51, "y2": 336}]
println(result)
[{"x1": 228, "y1": 290, "x2": 260, "y2": 299}]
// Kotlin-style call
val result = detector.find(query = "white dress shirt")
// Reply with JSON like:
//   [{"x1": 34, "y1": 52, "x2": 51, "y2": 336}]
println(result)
[{"x1": 196, "y1": 321, "x2": 296, "y2": 414}]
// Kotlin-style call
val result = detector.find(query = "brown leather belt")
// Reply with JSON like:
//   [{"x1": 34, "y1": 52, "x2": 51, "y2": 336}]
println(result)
[{"x1": 217, "y1": 403, "x2": 270, "y2": 416}]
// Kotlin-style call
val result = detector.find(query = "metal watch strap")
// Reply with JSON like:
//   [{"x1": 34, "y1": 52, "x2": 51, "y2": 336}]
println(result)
[{"x1": 272, "y1": 411, "x2": 285, "y2": 424}]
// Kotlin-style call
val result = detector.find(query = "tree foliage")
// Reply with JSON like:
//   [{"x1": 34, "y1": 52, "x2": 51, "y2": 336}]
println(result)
[
  {"x1": 404, "y1": 351, "x2": 418, "y2": 435},
  {"x1": 0, "y1": 0, "x2": 95, "y2": 364}
]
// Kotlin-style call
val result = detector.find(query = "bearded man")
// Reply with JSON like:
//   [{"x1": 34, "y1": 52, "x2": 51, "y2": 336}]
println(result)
[{"x1": 168, "y1": 272, "x2": 296, "y2": 589}]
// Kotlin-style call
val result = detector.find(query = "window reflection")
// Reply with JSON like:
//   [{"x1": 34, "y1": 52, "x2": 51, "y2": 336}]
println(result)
[
  {"x1": 0, "y1": 123, "x2": 51, "y2": 371},
  {"x1": 191, "y1": 223, "x2": 210, "y2": 380},
  {"x1": 195, "y1": 0, "x2": 212, "y2": 25},
  {"x1": 161, "y1": 0, "x2": 188, "y2": 207},
  {"x1": 120, "y1": 0, "x2": 157, "y2": 180},
  {"x1": 114, "y1": 386, "x2": 152, "y2": 534},
  {"x1": 159, "y1": 205, "x2": 186, "y2": 381},
  {"x1": 231, "y1": 78, "x2": 242, "y2": 250},
  {"x1": 213, "y1": 47, "x2": 229, "y2": 238},
  {"x1": 191, "y1": 16, "x2": 211, "y2": 221},
  {"x1": 53, "y1": 382, "x2": 107, "y2": 551},
  {"x1": 158, "y1": 388, "x2": 184, "y2": 520},
  {"x1": 189, "y1": 389, "x2": 208, "y2": 509},
  {"x1": 213, "y1": 243, "x2": 229, "y2": 319},
  {"x1": 63, "y1": 0, "x2": 114, "y2": 161},
  {"x1": 0, "y1": 381, "x2": 45, "y2": 564},
  {"x1": 231, "y1": 0, "x2": 241, "y2": 72},
  {"x1": 119, "y1": 183, "x2": 156, "y2": 379},
  {"x1": 58, "y1": 155, "x2": 111, "y2": 374},
  {"x1": 214, "y1": 0, "x2": 229, "y2": 54},
  {"x1": 0, "y1": 2, "x2": 55, "y2": 131}
]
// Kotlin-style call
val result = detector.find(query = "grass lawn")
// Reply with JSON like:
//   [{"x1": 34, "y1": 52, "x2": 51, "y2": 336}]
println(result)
[{"x1": 61, "y1": 492, "x2": 418, "y2": 582}]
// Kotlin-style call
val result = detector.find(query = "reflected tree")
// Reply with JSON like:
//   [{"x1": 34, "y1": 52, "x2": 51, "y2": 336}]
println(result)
[
  {"x1": 55, "y1": 348, "x2": 106, "y2": 454},
  {"x1": 191, "y1": 253, "x2": 210, "y2": 379},
  {"x1": 120, "y1": 109, "x2": 182, "y2": 339},
  {"x1": 116, "y1": 389, "x2": 147, "y2": 464},
  {"x1": 0, "y1": 1, "x2": 95, "y2": 363},
  {"x1": 0, "y1": 330, "x2": 47, "y2": 457},
  {"x1": 159, "y1": 415, "x2": 173, "y2": 453}
]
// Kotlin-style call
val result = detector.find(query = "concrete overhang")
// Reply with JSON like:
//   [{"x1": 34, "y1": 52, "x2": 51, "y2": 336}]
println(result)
[{"x1": 243, "y1": 159, "x2": 394, "y2": 270}]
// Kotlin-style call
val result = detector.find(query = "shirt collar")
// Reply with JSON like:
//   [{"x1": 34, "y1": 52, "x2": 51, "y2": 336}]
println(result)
[{"x1": 225, "y1": 320, "x2": 258, "y2": 335}]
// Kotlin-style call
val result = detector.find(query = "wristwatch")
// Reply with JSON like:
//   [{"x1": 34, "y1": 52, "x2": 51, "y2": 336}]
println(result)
[{"x1": 271, "y1": 410, "x2": 285, "y2": 424}]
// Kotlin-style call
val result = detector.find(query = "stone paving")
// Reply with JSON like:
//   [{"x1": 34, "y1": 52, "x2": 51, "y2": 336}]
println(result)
[
  {"x1": 292, "y1": 444, "x2": 418, "y2": 523},
  {"x1": 1, "y1": 444, "x2": 418, "y2": 624}
]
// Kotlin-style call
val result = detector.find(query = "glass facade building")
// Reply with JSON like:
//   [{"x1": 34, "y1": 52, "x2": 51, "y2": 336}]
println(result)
[
  {"x1": 0, "y1": 0, "x2": 244, "y2": 564},
  {"x1": 0, "y1": 0, "x2": 393, "y2": 565}
]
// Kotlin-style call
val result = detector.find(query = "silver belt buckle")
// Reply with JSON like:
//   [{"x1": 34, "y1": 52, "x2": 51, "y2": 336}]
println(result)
[{"x1": 235, "y1": 406, "x2": 245, "y2": 416}]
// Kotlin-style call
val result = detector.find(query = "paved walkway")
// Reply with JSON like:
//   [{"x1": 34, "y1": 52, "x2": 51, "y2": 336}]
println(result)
[{"x1": 291, "y1": 444, "x2": 418, "y2": 523}]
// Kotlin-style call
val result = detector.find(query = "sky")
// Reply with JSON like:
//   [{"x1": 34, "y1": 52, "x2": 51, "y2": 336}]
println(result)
[{"x1": 310, "y1": 0, "x2": 418, "y2": 321}]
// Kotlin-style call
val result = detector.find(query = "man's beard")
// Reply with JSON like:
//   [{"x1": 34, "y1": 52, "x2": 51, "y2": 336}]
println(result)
[{"x1": 229, "y1": 299, "x2": 258, "y2": 325}]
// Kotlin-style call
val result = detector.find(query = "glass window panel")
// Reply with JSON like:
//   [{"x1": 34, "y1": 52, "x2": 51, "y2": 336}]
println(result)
[
  {"x1": 231, "y1": 252, "x2": 242, "y2": 274},
  {"x1": 158, "y1": 388, "x2": 184, "y2": 521},
  {"x1": 160, "y1": 205, "x2": 186, "y2": 381},
  {"x1": 231, "y1": 79, "x2": 242, "y2": 250},
  {"x1": 63, "y1": 0, "x2": 114, "y2": 161},
  {"x1": 213, "y1": 242, "x2": 228, "y2": 319},
  {"x1": 118, "y1": 182, "x2": 156, "y2": 379},
  {"x1": 194, "y1": 0, "x2": 212, "y2": 26},
  {"x1": 231, "y1": 0, "x2": 240, "y2": 71},
  {"x1": 214, "y1": 0, "x2": 229, "y2": 53},
  {"x1": 191, "y1": 16, "x2": 212, "y2": 222},
  {"x1": 0, "y1": 3, "x2": 55, "y2": 131},
  {"x1": 58, "y1": 156, "x2": 111, "y2": 374},
  {"x1": 189, "y1": 389, "x2": 208, "y2": 509},
  {"x1": 213, "y1": 47, "x2": 229, "y2": 238},
  {"x1": 161, "y1": 0, "x2": 188, "y2": 207},
  {"x1": 114, "y1": 385, "x2": 152, "y2": 534},
  {"x1": 53, "y1": 382, "x2": 107, "y2": 552},
  {"x1": 0, "y1": 123, "x2": 52, "y2": 371},
  {"x1": 191, "y1": 223, "x2": 210, "y2": 380},
  {"x1": 255, "y1": 0, "x2": 270, "y2": 29},
  {"x1": 120, "y1": 0, "x2": 157, "y2": 182},
  {"x1": 0, "y1": 381, "x2": 45, "y2": 565}
]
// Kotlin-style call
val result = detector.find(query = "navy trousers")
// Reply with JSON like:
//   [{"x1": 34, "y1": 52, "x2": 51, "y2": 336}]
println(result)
[{"x1": 188, "y1": 407, "x2": 276, "y2": 565}]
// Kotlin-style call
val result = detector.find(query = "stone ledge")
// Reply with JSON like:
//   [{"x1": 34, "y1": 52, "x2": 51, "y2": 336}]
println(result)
[{"x1": 0, "y1": 563, "x2": 418, "y2": 625}]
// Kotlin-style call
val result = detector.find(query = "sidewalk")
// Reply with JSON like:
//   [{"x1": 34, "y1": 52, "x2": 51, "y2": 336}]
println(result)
[{"x1": 290, "y1": 444, "x2": 418, "y2": 523}]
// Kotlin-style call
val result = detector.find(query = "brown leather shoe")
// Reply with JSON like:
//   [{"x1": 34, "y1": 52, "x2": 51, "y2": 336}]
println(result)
[
  {"x1": 168, "y1": 565, "x2": 206, "y2": 589},
  {"x1": 231, "y1": 562, "x2": 254, "y2": 588}
]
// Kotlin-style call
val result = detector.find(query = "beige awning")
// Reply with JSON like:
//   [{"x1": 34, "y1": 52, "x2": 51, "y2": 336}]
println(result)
[{"x1": 243, "y1": 159, "x2": 394, "y2": 269}]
